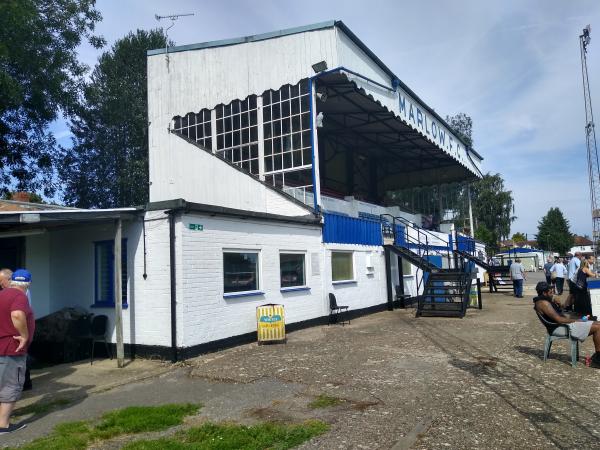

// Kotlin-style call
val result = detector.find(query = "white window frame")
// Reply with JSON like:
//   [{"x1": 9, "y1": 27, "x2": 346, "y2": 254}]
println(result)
[
  {"x1": 222, "y1": 249, "x2": 263, "y2": 297},
  {"x1": 279, "y1": 251, "x2": 308, "y2": 291},
  {"x1": 331, "y1": 250, "x2": 355, "y2": 284}
]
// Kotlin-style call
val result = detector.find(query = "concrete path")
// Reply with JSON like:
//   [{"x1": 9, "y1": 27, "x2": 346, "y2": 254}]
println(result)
[{"x1": 3, "y1": 275, "x2": 600, "y2": 449}]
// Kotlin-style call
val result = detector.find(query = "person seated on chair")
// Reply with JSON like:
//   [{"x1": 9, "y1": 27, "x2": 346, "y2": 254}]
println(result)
[{"x1": 533, "y1": 281, "x2": 600, "y2": 367}]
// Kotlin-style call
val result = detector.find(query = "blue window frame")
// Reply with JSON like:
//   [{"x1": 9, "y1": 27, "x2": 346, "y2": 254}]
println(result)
[{"x1": 94, "y1": 239, "x2": 127, "y2": 307}]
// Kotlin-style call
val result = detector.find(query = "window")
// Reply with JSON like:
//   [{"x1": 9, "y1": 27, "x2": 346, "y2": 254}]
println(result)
[
  {"x1": 331, "y1": 251, "x2": 354, "y2": 282},
  {"x1": 262, "y1": 80, "x2": 313, "y2": 205},
  {"x1": 280, "y1": 253, "x2": 306, "y2": 288},
  {"x1": 172, "y1": 109, "x2": 212, "y2": 149},
  {"x1": 223, "y1": 251, "x2": 260, "y2": 293},
  {"x1": 94, "y1": 240, "x2": 127, "y2": 306},
  {"x1": 215, "y1": 96, "x2": 259, "y2": 174},
  {"x1": 401, "y1": 257, "x2": 412, "y2": 276}
]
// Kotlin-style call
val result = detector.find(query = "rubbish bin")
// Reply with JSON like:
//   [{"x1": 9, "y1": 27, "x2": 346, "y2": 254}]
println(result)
[
  {"x1": 256, "y1": 304, "x2": 286, "y2": 344},
  {"x1": 588, "y1": 279, "x2": 600, "y2": 317}
]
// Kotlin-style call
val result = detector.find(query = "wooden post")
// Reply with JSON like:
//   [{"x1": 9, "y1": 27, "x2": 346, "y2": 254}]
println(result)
[{"x1": 114, "y1": 218, "x2": 125, "y2": 368}]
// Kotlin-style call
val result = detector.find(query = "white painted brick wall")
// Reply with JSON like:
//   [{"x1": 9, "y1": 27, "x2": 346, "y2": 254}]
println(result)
[
  {"x1": 179, "y1": 213, "x2": 325, "y2": 347},
  {"x1": 323, "y1": 243, "x2": 388, "y2": 311},
  {"x1": 178, "y1": 215, "x2": 392, "y2": 348}
]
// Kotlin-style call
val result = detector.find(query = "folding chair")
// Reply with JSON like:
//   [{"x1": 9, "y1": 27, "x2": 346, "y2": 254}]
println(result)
[{"x1": 329, "y1": 293, "x2": 349, "y2": 326}]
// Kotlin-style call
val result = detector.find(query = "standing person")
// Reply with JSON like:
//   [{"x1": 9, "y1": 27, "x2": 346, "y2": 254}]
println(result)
[
  {"x1": 565, "y1": 252, "x2": 583, "y2": 311},
  {"x1": 0, "y1": 269, "x2": 12, "y2": 290},
  {"x1": 510, "y1": 258, "x2": 526, "y2": 298},
  {"x1": 543, "y1": 257, "x2": 554, "y2": 286},
  {"x1": 0, "y1": 269, "x2": 34, "y2": 434},
  {"x1": 574, "y1": 258, "x2": 598, "y2": 317},
  {"x1": 550, "y1": 258, "x2": 568, "y2": 295}
]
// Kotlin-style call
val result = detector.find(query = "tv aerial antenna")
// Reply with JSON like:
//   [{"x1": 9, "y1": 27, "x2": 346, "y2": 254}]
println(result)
[{"x1": 155, "y1": 13, "x2": 194, "y2": 69}]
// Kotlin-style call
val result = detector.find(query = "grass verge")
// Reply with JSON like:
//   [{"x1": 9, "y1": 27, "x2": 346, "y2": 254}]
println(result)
[
  {"x1": 308, "y1": 394, "x2": 343, "y2": 409},
  {"x1": 14, "y1": 403, "x2": 200, "y2": 450},
  {"x1": 122, "y1": 420, "x2": 329, "y2": 450}
]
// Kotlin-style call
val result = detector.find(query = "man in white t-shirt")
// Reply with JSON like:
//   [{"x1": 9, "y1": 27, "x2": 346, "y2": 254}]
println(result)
[
  {"x1": 550, "y1": 258, "x2": 568, "y2": 295},
  {"x1": 509, "y1": 258, "x2": 525, "y2": 298}
]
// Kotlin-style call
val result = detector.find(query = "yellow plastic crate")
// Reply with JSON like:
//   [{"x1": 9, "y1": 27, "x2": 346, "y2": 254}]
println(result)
[{"x1": 256, "y1": 304, "x2": 286, "y2": 344}]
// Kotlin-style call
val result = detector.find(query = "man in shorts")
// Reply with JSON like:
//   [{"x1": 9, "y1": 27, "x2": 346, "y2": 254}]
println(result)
[
  {"x1": 0, "y1": 269, "x2": 35, "y2": 433},
  {"x1": 533, "y1": 281, "x2": 600, "y2": 366}
]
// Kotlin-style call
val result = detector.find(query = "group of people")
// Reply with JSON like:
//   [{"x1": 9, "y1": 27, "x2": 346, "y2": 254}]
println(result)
[
  {"x1": 541, "y1": 252, "x2": 597, "y2": 316},
  {"x1": 0, "y1": 268, "x2": 34, "y2": 434}
]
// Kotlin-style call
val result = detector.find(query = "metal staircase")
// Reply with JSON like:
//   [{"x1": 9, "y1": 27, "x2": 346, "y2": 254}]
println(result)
[
  {"x1": 381, "y1": 214, "x2": 475, "y2": 318},
  {"x1": 456, "y1": 250, "x2": 512, "y2": 293}
]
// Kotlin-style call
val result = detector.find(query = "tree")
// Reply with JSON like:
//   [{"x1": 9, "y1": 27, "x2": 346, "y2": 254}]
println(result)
[
  {"x1": 536, "y1": 207, "x2": 574, "y2": 254},
  {"x1": 511, "y1": 232, "x2": 527, "y2": 245},
  {"x1": 60, "y1": 29, "x2": 168, "y2": 208},
  {"x1": 0, "y1": 0, "x2": 103, "y2": 197},
  {"x1": 475, "y1": 223, "x2": 498, "y2": 254},
  {"x1": 445, "y1": 113, "x2": 473, "y2": 147},
  {"x1": 470, "y1": 173, "x2": 515, "y2": 242}
]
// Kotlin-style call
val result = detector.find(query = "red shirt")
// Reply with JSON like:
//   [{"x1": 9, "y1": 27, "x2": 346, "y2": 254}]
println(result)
[{"x1": 0, "y1": 288, "x2": 35, "y2": 356}]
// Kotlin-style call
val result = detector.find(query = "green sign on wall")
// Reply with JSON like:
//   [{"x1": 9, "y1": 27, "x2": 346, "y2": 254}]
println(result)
[{"x1": 189, "y1": 223, "x2": 204, "y2": 231}]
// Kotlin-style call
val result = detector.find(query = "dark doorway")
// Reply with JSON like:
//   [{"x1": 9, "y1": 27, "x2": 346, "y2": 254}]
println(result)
[{"x1": 0, "y1": 238, "x2": 24, "y2": 270}]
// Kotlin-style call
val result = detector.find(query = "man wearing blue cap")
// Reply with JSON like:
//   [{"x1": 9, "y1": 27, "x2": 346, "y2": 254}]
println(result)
[{"x1": 0, "y1": 269, "x2": 34, "y2": 433}]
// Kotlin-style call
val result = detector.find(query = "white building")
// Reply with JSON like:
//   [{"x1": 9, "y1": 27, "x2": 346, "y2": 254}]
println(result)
[{"x1": 0, "y1": 21, "x2": 484, "y2": 361}]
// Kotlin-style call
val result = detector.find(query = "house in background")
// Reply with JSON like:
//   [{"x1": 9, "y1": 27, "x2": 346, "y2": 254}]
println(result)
[
  {"x1": 0, "y1": 21, "x2": 485, "y2": 361},
  {"x1": 569, "y1": 235, "x2": 595, "y2": 256}
]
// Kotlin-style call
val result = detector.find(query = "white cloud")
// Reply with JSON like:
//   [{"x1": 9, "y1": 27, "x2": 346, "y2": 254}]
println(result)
[{"x1": 65, "y1": 0, "x2": 600, "y2": 236}]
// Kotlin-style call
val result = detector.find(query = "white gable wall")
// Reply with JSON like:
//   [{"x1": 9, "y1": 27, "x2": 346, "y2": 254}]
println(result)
[{"x1": 148, "y1": 28, "x2": 338, "y2": 211}]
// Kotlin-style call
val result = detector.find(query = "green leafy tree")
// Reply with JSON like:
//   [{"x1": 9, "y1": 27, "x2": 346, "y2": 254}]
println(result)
[
  {"x1": 511, "y1": 232, "x2": 527, "y2": 244},
  {"x1": 475, "y1": 223, "x2": 499, "y2": 254},
  {"x1": 445, "y1": 113, "x2": 473, "y2": 147},
  {"x1": 470, "y1": 173, "x2": 515, "y2": 242},
  {"x1": 0, "y1": 0, "x2": 103, "y2": 197},
  {"x1": 536, "y1": 207, "x2": 574, "y2": 254},
  {"x1": 60, "y1": 29, "x2": 169, "y2": 208}
]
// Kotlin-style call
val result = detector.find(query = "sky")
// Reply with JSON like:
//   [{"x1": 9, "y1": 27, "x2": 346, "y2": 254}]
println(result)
[{"x1": 51, "y1": 0, "x2": 600, "y2": 237}]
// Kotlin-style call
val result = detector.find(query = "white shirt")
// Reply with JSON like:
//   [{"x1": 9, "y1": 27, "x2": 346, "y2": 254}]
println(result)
[{"x1": 550, "y1": 263, "x2": 567, "y2": 278}]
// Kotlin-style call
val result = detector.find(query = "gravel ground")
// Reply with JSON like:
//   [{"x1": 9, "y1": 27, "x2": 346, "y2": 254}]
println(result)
[{"x1": 4, "y1": 274, "x2": 600, "y2": 449}]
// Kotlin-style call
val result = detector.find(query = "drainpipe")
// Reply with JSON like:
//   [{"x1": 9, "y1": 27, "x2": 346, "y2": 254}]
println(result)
[{"x1": 167, "y1": 209, "x2": 179, "y2": 362}]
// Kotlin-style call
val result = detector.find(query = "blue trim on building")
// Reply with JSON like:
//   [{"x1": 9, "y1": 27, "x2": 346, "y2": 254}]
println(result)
[
  {"x1": 280, "y1": 286, "x2": 311, "y2": 293},
  {"x1": 322, "y1": 213, "x2": 382, "y2": 246},
  {"x1": 223, "y1": 290, "x2": 266, "y2": 299}
]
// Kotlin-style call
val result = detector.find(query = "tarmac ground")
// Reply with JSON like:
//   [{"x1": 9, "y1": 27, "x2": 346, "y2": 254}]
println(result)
[{"x1": 3, "y1": 272, "x2": 600, "y2": 449}]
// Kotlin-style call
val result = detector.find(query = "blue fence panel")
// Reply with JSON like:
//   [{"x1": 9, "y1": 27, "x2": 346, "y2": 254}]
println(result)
[
  {"x1": 323, "y1": 213, "x2": 383, "y2": 246},
  {"x1": 450, "y1": 234, "x2": 475, "y2": 254},
  {"x1": 394, "y1": 224, "x2": 406, "y2": 247}
]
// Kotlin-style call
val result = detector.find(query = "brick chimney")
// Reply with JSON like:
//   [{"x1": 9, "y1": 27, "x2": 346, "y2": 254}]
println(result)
[{"x1": 11, "y1": 192, "x2": 31, "y2": 203}]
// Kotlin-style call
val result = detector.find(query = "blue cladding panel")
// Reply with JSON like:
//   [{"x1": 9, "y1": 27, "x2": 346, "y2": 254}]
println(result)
[
  {"x1": 323, "y1": 213, "x2": 383, "y2": 245},
  {"x1": 394, "y1": 225, "x2": 406, "y2": 246},
  {"x1": 454, "y1": 235, "x2": 475, "y2": 253}
]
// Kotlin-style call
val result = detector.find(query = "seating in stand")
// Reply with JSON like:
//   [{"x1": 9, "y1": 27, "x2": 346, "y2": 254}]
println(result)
[
  {"x1": 329, "y1": 293, "x2": 350, "y2": 326},
  {"x1": 535, "y1": 310, "x2": 579, "y2": 367}
]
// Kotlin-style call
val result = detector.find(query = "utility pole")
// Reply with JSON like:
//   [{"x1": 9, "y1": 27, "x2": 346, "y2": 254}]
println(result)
[{"x1": 579, "y1": 25, "x2": 600, "y2": 259}]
